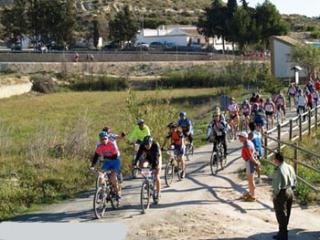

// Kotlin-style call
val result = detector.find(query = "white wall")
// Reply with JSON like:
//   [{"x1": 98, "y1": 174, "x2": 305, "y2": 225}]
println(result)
[
  {"x1": 136, "y1": 35, "x2": 189, "y2": 46},
  {"x1": 273, "y1": 40, "x2": 307, "y2": 79}
]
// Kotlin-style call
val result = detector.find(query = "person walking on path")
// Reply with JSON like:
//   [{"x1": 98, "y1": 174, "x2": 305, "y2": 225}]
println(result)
[
  {"x1": 238, "y1": 132, "x2": 259, "y2": 202},
  {"x1": 272, "y1": 152, "x2": 297, "y2": 240}
]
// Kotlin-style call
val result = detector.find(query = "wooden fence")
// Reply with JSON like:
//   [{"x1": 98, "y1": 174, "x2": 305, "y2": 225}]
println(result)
[{"x1": 263, "y1": 105, "x2": 320, "y2": 191}]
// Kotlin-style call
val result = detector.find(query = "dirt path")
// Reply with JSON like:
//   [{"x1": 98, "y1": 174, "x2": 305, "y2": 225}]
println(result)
[{"x1": 8, "y1": 110, "x2": 320, "y2": 240}]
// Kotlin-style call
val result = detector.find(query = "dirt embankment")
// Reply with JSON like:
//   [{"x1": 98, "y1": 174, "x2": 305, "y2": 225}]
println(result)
[{"x1": 0, "y1": 75, "x2": 32, "y2": 99}]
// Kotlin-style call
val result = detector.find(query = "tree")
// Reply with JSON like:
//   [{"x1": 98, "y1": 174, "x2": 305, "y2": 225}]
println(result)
[
  {"x1": 27, "y1": 0, "x2": 76, "y2": 47},
  {"x1": 255, "y1": 0, "x2": 288, "y2": 48},
  {"x1": 197, "y1": 0, "x2": 228, "y2": 52},
  {"x1": 232, "y1": 6, "x2": 256, "y2": 51},
  {"x1": 225, "y1": 0, "x2": 238, "y2": 50},
  {"x1": 92, "y1": 20, "x2": 100, "y2": 49},
  {"x1": 0, "y1": 0, "x2": 28, "y2": 45},
  {"x1": 109, "y1": 5, "x2": 139, "y2": 46},
  {"x1": 292, "y1": 45, "x2": 320, "y2": 79}
]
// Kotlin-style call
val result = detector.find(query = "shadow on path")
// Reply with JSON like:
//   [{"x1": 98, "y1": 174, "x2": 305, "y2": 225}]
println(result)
[{"x1": 202, "y1": 229, "x2": 320, "y2": 240}]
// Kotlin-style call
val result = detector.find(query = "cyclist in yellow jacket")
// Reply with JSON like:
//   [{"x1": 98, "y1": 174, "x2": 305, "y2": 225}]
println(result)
[{"x1": 128, "y1": 119, "x2": 151, "y2": 144}]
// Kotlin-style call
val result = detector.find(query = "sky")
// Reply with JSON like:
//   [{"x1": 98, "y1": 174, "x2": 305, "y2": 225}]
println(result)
[{"x1": 241, "y1": 0, "x2": 320, "y2": 17}]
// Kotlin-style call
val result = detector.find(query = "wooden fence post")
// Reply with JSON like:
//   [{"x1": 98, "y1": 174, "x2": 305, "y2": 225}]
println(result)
[
  {"x1": 264, "y1": 133, "x2": 268, "y2": 160},
  {"x1": 299, "y1": 115, "x2": 302, "y2": 141},
  {"x1": 308, "y1": 110, "x2": 312, "y2": 135},
  {"x1": 316, "y1": 106, "x2": 318, "y2": 130},
  {"x1": 294, "y1": 143, "x2": 298, "y2": 175},
  {"x1": 277, "y1": 124, "x2": 281, "y2": 151},
  {"x1": 289, "y1": 119, "x2": 293, "y2": 141}
]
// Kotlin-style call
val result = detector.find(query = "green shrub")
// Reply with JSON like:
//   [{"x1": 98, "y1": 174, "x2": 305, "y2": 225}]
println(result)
[
  {"x1": 152, "y1": 62, "x2": 277, "y2": 91},
  {"x1": 70, "y1": 76, "x2": 129, "y2": 91}
]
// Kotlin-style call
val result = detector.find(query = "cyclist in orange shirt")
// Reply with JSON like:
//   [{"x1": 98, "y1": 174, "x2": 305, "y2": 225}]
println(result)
[{"x1": 162, "y1": 122, "x2": 186, "y2": 178}]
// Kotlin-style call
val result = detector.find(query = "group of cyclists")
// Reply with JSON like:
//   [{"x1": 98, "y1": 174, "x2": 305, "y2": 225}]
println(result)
[
  {"x1": 89, "y1": 79, "x2": 320, "y2": 207},
  {"x1": 90, "y1": 112, "x2": 194, "y2": 203}
]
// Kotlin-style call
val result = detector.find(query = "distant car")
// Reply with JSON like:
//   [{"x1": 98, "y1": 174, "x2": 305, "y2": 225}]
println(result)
[
  {"x1": 10, "y1": 43, "x2": 22, "y2": 51},
  {"x1": 189, "y1": 43, "x2": 202, "y2": 51},
  {"x1": 135, "y1": 42, "x2": 149, "y2": 50},
  {"x1": 149, "y1": 42, "x2": 164, "y2": 49},
  {"x1": 164, "y1": 42, "x2": 176, "y2": 50},
  {"x1": 102, "y1": 42, "x2": 118, "y2": 50}
]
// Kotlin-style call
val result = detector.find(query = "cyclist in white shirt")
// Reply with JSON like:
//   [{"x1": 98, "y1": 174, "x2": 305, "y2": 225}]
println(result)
[{"x1": 295, "y1": 89, "x2": 307, "y2": 116}]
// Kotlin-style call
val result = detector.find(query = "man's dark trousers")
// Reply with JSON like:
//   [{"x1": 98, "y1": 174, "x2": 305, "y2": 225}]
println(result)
[{"x1": 273, "y1": 188, "x2": 293, "y2": 240}]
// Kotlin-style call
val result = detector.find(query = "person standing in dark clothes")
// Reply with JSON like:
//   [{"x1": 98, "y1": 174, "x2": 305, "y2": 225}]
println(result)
[{"x1": 272, "y1": 152, "x2": 297, "y2": 240}]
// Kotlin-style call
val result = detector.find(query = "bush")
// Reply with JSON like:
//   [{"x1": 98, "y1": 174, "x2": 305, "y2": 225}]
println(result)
[
  {"x1": 31, "y1": 75, "x2": 58, "y2": 94},
  {"x1": 70, "y1": 76, "x2": 129, "y2": 91}
]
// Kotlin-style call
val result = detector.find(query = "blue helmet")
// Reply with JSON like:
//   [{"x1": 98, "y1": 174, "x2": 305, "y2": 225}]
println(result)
[
  {"x1": 99, "y1": 131, "x2": 108, "y2": 139},
  {"x1": 179, "y1": 112, "x2": 186, "y2": 117}
]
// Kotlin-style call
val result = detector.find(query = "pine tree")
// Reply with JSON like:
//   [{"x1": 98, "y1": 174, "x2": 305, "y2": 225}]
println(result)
[{"x1": 109, "y1": 5, "x2": 139, "y2": 47}]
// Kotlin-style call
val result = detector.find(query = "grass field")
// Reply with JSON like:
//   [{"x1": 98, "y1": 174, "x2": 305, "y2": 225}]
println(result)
[{"x1": 0, "y1": 87, "x2": 233, "y2": 219}]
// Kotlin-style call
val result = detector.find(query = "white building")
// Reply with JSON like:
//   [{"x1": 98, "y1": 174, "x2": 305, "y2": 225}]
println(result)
[
  {"x1": 270, "y1": 36, "x2": 307, "y2": 80},
  {"x1": 136, "y1": 25, "x2": 233, "y2": 51}
]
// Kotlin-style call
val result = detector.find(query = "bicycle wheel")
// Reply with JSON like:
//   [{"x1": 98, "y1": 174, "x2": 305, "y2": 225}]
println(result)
[
  {"x1": 140, "y1": 181, "x2": 150, "y2": 214},
  {"x1": 185, "y1": 144, "x2": 194, "y2": 161},
  {"x1": 219, "y1": 145, "x2": 226, "y2": 169},
  {"x1": 210, "y1": 151, "x2": 219, "y2": 176},
  {"x1": 165, "y1": 160, "x2": 174, "y2": 187},
  {"x1": 109, "y1": 187, "x2": 120, "y2": 210},
  {"x1": 132, "y1": 167, "x2": 139, "y2": 179},
  {"x1": 93, "y1": 187, "x2": 107, "y2": 219}
]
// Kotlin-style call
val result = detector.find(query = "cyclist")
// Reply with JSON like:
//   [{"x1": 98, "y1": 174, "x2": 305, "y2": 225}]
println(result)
[
  {"x1": 241, "y1": 100, "x2": 251, "y2": 131},
  {"x1": 134, "y1": 136, "x2": 162, "y2": 202},
  {"x1": 91, "y1": 132, "x2": 121, "y2": 200},
  {"x1": 207, "y1": 107, "x2": 227, "y2": 159},
  {"x1": 312, "y1": 90, "x2": 319, "y2": 107},
  {"x1": 264, "y1": 98, "x2": 276, "y2": 129},
  {"x1": 177, "y1": 112, "x2": 193, "y2": 146},
  {"x1": 287, "y1": 83, "x2": 297, "y2": 110},
  {"x1": 295, "y1": 89, "x2": 307, "y2": 117},
  {"x1": 306, "y1": 78, "x2": 315, "y2": 93},
  {"x1": 250, "y1": 93, "x2": 258, "y2": 105},
  {"x1": 306, "y1": 89, "x2": 314, "y2": 109},
  {"x1": 162, "y1": 122, "x2": 186, "y2": 178},
  {"x1": 101, "y1": 127, "x2": 126, "y2": 142},
  {"x1": 226, "y1": 97, "x2": 240, "y2": 140},
  {"x1": 128, "y1": 119, "x2": 151, "y2": 144},
  {"x1": 251, "y1": 103, "x2": 266, "y2": 135},
  {"x1": 274, "y1": 91, "x2": 286, "y2": 120}
]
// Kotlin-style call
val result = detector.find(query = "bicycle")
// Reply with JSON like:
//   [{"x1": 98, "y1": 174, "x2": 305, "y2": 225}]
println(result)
[
  {"x1": 185, "y1": 140, "x2": 194, "y2": 162},
  {"x1": 131, "y1": 143, "x2": 141, "y2": 179},
  {"x1": 138, "y1": 165, "x2": 158, "y2": 214},
  {"x1": 226, "y1": 123, "x2": 235, "y2": 142},
  {"x1": 164, "y1": 146, "x2": 183, "y2": 187},
  {"x1": 210, "y1": 139, "x2": 226, "y2": 176},
  {"x1": 93, "y1": 169, "x2": 120, "y2": 219}
]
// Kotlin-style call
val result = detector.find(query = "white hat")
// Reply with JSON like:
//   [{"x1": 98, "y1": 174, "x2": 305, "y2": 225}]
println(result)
[{"x1": 237, "y1": 131, "x2": 248, "y2": 138}]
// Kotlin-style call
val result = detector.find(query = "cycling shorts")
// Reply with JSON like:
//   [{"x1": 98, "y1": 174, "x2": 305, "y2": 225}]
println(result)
[
  {"x1": 243, "y1": 112, "x2": 250, "y2": 117},
  {"x1": 102, "y1": 159, "x2": 121, "y2": 173},
  {"x1": 173, "y1": 144, "x2": 185, "y2": 156},
  {"x1": 141, "y1": 156, "x2": 162, "y2": 170},
  {"x1": 254, "y1": 118, "x2": 264, "y2": 127}
]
